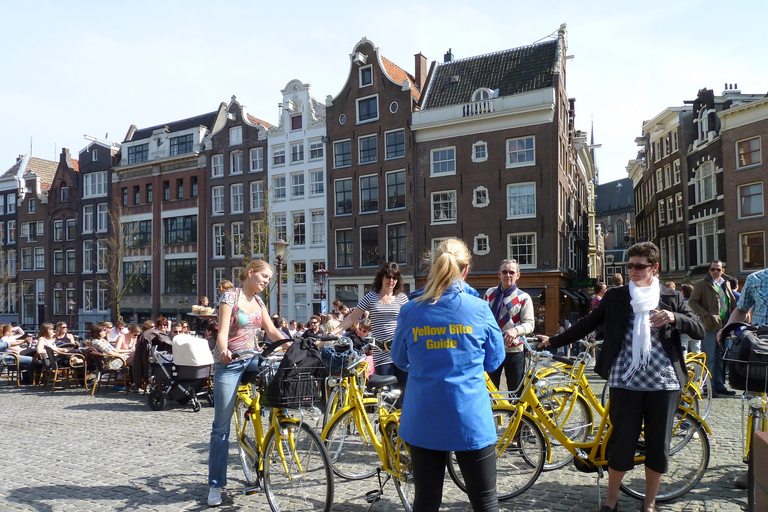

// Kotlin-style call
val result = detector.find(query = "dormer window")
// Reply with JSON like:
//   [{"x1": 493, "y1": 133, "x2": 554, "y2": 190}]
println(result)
[
  {"x1": 92, "y1": 148, "x2": 98, "y2": 161},
  {"x1": 472, "y1": 88, "x2": 494, "y2": 102},
  {"x1": 61, "y1": 186, "x2": 69, "y2": 202},
  {"x1": 696, "y1": 107, "x2": 710, "y2": 142}
]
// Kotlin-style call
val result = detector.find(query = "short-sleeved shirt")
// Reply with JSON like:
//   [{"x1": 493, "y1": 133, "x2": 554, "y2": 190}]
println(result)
[
  {"x1": 220, "y1": 288, "x2": 265, "y2": 354},
  {"x1": 357, "y1": 291, "x2": 409, "y2": 367},
  {"x1": 737, "y1": 269, "x2": 768, "y2": 325}
]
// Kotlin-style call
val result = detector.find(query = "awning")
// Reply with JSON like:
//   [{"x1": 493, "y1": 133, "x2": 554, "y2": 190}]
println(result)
[
  {"x1": 524, "y1": 288, "x2": 543, "y2": 299},
  {"x1": 560, "y1": 288, "x2": 581, "y2": 302}
]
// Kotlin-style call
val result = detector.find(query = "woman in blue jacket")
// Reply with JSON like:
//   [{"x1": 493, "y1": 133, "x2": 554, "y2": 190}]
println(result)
[{"x1": 392, "y1": 238, "x2": 505, "y2": 512}]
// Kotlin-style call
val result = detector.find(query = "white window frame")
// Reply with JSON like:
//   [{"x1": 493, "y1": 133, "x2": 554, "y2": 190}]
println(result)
[
  {"x1": 471, "y1": 141, "x2": 488, "y2": 163},
  {"x1": 430, "y1": 147, "x2": 456, "y2": 176},
  {"x1": 272, "y1": 145, "x2": 285, "y2": 166},
  {"x1": 358, "y1": 134, "x2": 378, "y2": 164},
  {"x1": 83, "y1": 171, "x2": 108, "y2": 198},
  {"x1": 96, "y1": 240, "x2": 108, "y2": 273},
  {"x1": 738, "y1": 182, "x2": 764, "y2": 219},
  {"x1": 664, "y1": 164, "x2": 671, "y2": 189},
  {"x1": 695, "y1": 219, "x2": 718, "y2": 265},
  {"x1": 473, "y1": 234, "x2": 490, "y2": 256},
  {"x1": 673, "y1": 159, "x2": 681, "y2": 184},
  {"x1": 273, "y1": 175, "x2": 286, "y2": 201},
  {"x1": 250, "y1": 181, "x2": 264, "y2": 212},
  {"x1": 229, "y1": 126, "x2": 242, "y2": 146},
  {"x1": 506, "y1": 136, "x2": 535, "y2": 168},
  {"x1": 309, "y1": 169, "x2": 324, "y2": 196},
  {"x1": 694, "y1": 161, "x2": 716, "y2": 203},
  {"x1": 507, "y1": 232, "x2": 537, "y2": 269},
  {"x1": 384, "y1": 129, "x2": 405, "y2": 160},
  {"x1": 431, "y1": 190, "x2": 457, "y2": 224},
  {"x1": 249, "y1": 147, "x2": 264, "y2": 172},
  {"x1": 230, "y1": 150, "x2": 243, "y2": 175},
  {"x1": 658, "y1": 199, "x2": 666, "y2": 226},
  {"x1": 82, "y1": 241, "x2": 93, "y2": 273},
  {"x1": 740, "y1": 231, "x2": 766, "y2": 272},
  {"x1": 356, "y1": 94, "x2": 379, "y2": 124},
  {"x1": 656, "y1": 169, "x2": 664, "y2": 191},
  {"x1": 231, "y1": 222, "x2": 244, "y2": 258},
  {"x1": 213, "y1": 224, "x2": 225, "y2": 259},
  {"x1": 359, "y1": 174, "x2": 378, "y2": 213},
  {"x1": 736, "y1": 136, "x2": 762, "y2": 170},
  {"x1": 473, "y1": 186, "x2": 489, "y2": 208},
  {"x1": 290, "y1": 142, "x2": 304, "y2": 163},
  {"x1": 230, "y1": 183, "x2": 244, "y2": 214},
  {"x1": 359, "y1": 65, "x2": 373, "y2": 87},
  {"x1": 291, "y1": 172, "x2": 305, "y2": 199},
  {"x1": 677, "y1": 233, "x2": 685, "y2": 271},
  {"x1": 310, "y1": 210, "x2": 325, "y2": 246},
  {"x1": 386, "y1": 222, "x2": 407, "y2": 265},
  {"x1": 96, "y1": 203, "x2": 108, "y2": 232},
  {"x1": 212, "y1": 186, "x2": 224, "y2": 215},
  {"x1": 668, "y1": 236, "x2": 676, "y2": 271},
  {"x1": 212, "y1": 154, "x2": 224, "y2": 177},
  {"x1": 309, "y1": 140, "x2": 324, "y2": 160},
  {"x1": 506, "y1": 182, "x2": 536, "y2": 219},
  {"x1": 292, "y1": 212, "x2": 306, "y2": 246}
]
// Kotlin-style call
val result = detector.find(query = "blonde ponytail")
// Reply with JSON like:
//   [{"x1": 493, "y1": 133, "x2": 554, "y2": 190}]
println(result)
[{"x1": 416, "y1": 238, "x2": 471, "y2": 304}]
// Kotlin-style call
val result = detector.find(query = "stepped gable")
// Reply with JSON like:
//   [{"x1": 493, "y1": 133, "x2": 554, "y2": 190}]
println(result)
[{"x1": 423, "y1": 40, "x2": 558, "y2": 109}]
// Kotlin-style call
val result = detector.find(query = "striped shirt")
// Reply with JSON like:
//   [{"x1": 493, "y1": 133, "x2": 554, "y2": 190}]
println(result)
[{"x1": 357, "y1": 291, "x2": 409, "y2": 367}]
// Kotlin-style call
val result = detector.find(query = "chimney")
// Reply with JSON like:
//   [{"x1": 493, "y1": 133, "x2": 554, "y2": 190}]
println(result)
[
  {"x1": 414, "y1": 53, "x2": 427, "y2": 90},
  {"x1": 444, "y1": 48, "x2": 454, "y2": 63}
]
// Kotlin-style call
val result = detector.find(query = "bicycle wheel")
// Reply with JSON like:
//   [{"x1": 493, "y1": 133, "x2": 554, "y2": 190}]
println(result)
[
  {"x1": 448, "y1": 407, "x2": 546, "y2": 501},
  {"x1": 539, "y1": 390, "x2": 591, "y2": 471},
  {"x1": 601, "y1": 382, "x2": 609, "y2": 408},
  {"x1": 264, "y1": 420, "x2": 334, "y2": 512},
  {"x1": 235, "y1": 398, "x2": 259, "y2": 485},
  {"x1": 323, "y1": 384, "x2": 346, "y2": 427},
  {"x1": 384, "y1": 420, "x2": 414, "y2": 512},
  {"x1": 688, "y1": 362, "x2": 712, "y2": 420},
  {"x1": 323, "y1": 403, "x2": 379, "y2": 480},
  {"x1": 620, "y1": 408, "x2": 710, "y2": 501}
]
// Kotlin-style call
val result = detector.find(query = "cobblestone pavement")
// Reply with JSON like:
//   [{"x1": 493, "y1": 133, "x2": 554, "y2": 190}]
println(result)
[{"x1": 0, "y1": 378, "x2": 749, "y2": 512}]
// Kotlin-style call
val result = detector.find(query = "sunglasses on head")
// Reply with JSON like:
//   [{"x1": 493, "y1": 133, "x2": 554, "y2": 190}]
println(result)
[{"x1": 626, "y1": 262, "x2": 653, "y2": 270}]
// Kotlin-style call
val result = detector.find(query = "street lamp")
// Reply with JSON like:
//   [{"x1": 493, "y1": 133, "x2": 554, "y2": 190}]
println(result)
[
  {"x1": 273, "y1": 239, "x2": 289, "y2": 319},
  {"x1": 67, "y1": 300, "x2": 76, "y2": 332},
  {"x1": 313, "y1": 266, "x2": 329, "y2": 315}
]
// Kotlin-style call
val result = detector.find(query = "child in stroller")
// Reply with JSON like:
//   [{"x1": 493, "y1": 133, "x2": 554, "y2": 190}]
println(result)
[{"x1": 148, "y1": 325, "x2": 214, "y2": 412}]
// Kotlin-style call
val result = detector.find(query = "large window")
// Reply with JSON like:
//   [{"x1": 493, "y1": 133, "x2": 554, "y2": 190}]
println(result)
[
  {"x1": 387, "y1": 223, "x2": 407, "y2": 264},
  {"x1": 96, "y1": 240, "x2": 108, "y2": 272},
  {"x1": 430, "y1": 147, "x2": 456, "y2": 176},
  {"x1": 333, "y1": 140, "x2": 352, "y2": 167},
  {"x1": 231, "y1": 222, "x2": 244, "y2": 258},
  {"x1": 359, "y1": 135, "x2": 377, "y2": 164},
  {"x1": 170, "y1": 134, "x2": 193, "y2": 155},
  {"x1": 123, "y1": 220, "x2": 152, "y2": 247},
  {"x1": 335, "y1": 178, "x2": 352, "y2": 215},
  {"x1": 507, "y1": 233, "x2": 537, "y2": 268},
  {"x1": 737, "y1": 136, "x2": 761, "y2": 169},
  {"x1": 310, "y1": 169, "x2": 324, "y2": 196},
  {"x1": 273, "y1": 175, "x2": 286, "y2": 200},
  {"x1": 229, "y1": 126, "x2": 242, "y2": 145},
  {"x1": 83, "y1": 241, "x2": 93, "y2": 273},
  {"x1": 250, "y1": 181, "x2": 264, "y2": 211},
  {"x1": 212, "y1": 154, "x2": 224, "y2": 177},
  {"x1": 292, "y1": 212, "x2": 306, "y2": 246},
  {"x1": 386, "y1": 170, "x2": 406, "y2": 210},
  {"x1": 385, "y1": 130, "x2": 405, "y2": 159},
  {"x1": 273, "y1": 145, "x2": 285, "y2": 166},
  {"x1": 336, "y1": 229, "x2": 353, "y2": 268},
  {"x1": 506, "y1": 136, "x2": 535, "y2": 167},
  {"x1": 658, "y1": 199, "x2": 666, "y2": 226},
  {"x1": 309, "y1": 140, "x2": 324, "y2": 160},
  {"x1": 230, "y1": 183, "x2": 244, "y2": 214},
  {"x1": 293, "y1": 262, "x2": 307, "y2": 284},
  {"x1": 740, "y1": 232, "x2": 765, "y2": 271},
  {"x1": 230, "y1": 150, "x2": 243, "y2": 174},
  {"x1": 739, "y1": 182, "x2": 763, "y2": 218},
  {"x1": 127, "y1": 144, "x2": 148, "y2": 164},
  {"x1": 506, "y1": 182, "x2": 536, "y2": 218},
  {"x1": 274, "y1": 213, "x2": 287, "y2": 242},
  {"x1": 290, "y1": 143, "x2": 304, "y2": 163},
  {"x1": 291, "y1": 173, "x2": 305, "y2": 198},
  {"x1": 164, "y1": 258, "x2": 197, "y2": 294},
  {"x1": 311, "y1": 210, "x2": 325, "y2": 245},
  {"x1": 357, "y1": 95, "x2": 378, "y2": 123},
  {"x1": 695, "y1": 161, "x2": 716, "y2": 203},
  {"x1": 696, "y1": 219, "x2": 717, "y2": 265},
  {"x1": 431, "y1": 191, "x2": 457, "y2": 224},
  {"x1": 360, "y1": 175, "x2": 378, "y2": 213},
  {"x1": 96, "y1": 203, "x2": 108, "y2": 232},
  {"x1": 360, "y1": 226, "x2": 379, "y2": 267},
  {"x1": 123, "y1": 261, "x2": 151, "y2": 294},
  {"x1": 164, "y1": 215, "x2": 197, "y2": 245},
  {"x1": 83, "y1": 171, "x2": 107, "y2": 198},
  {"x1": 54, "y1": 220, "x2": 64, "y2": 242},
  {"x1": 212, "y1": 186, "x2": 224, "y2": 214},
  {"x1": 250, "y1": 147, "x2": 264, "y2": 172},
  {"x1": 21, "y1": 248, "x2": 32, "y2": 271},
  {"x1": 213, "y1": 224, "x2": 225, "y2": 258},
  {"x1": 54, "y1": 251, "x2": 63, "y2": 274}
]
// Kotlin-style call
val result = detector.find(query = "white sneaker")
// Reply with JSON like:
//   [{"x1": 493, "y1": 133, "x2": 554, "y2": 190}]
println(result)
[{"x1": 207, "y1": 487, "x2": 222, "y2": 507}]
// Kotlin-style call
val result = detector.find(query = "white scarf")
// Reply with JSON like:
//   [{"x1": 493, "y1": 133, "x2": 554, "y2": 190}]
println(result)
[{"x1": 623, "y1": 277, "x2": 660, "y2": 380}]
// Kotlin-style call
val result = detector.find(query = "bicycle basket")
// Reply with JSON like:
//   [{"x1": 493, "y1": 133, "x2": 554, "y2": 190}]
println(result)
[
  {"x1": 724, "y1": 324, "x2": 768, "y2": 392},
  {"x1": 264, "y1": 368, "x2": 324, "y2": 408}
]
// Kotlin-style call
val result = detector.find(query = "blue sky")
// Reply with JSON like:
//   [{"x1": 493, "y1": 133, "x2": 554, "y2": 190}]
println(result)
[{"x1": 1, "y1": 0, "x2": 765, "y2": 184}]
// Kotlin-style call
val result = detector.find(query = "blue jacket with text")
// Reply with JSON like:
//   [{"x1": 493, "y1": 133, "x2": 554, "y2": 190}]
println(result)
[{"x1": 392, "y1": 281, "x2": 504, "y2": 451}]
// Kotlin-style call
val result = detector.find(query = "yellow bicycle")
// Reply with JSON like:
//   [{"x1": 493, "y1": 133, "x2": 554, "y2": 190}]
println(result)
[{"x1": 233, "y1": 351, "x2": 334, "y2": 512}]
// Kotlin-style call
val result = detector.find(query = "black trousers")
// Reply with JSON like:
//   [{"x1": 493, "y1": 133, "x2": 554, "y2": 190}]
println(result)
[
  {"x1": 488, "y1": 351, "x2": 525, "y2": 393},
  {"x1": 409, "y1": 443, "x2": 498, "y2": 512},
  {"x1": 608, "y1": 387, "x2": 681, "y2": 473}
]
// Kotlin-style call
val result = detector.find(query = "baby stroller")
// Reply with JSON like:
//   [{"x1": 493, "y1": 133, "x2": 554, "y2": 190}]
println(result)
[{"x1": 148, "y1": 334, "x2": 214, "y2": 412}]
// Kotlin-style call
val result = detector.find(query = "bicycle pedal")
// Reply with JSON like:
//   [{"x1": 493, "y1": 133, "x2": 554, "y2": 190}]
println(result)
[
  {"x1": 365, "y1": 490, "x2": 382, "y2": 503},
  {"x1": 243, "y1": 485, "x2": 262, "y2": 496}
]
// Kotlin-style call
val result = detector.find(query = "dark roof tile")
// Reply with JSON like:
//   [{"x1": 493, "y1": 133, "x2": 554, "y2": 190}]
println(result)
[
  {"x1": 423, "y1": 40, "x2": 557, "y2": 109},
  {"x1": 128, "y1": 111, "x2": 219, "y2": 142}
]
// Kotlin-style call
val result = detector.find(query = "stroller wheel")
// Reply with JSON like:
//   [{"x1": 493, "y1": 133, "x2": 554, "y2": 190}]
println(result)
[
  {"x1": 148, "y1": 388, "x2": 166, "y2": 411},
  {"x1": 192, "y1": 398, "x2": 201, "y2": 413}
]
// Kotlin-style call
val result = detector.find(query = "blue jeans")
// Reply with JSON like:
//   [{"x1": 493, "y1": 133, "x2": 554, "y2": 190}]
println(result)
[
  {"x1": 208, "y1": 356, "x2": 262, "y2": 488},
  {"x1": 702, "y1": 331, "x2": 726, "y2": 392}
]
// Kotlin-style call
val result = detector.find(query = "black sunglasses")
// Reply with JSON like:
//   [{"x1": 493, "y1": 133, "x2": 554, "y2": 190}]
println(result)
[{"x1": 627, "y1": 263, "x2": 653, "y2": 270}]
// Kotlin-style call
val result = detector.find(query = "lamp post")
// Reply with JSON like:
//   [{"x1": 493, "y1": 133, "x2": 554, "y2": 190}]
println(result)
[
  {"x1": 273, "y1": 239, "x2": 289, "y2": 319},
  {"x1": 313, "y1": 266, "x2": 329, "y2": 315},
  {"x1": 67, "y1": 300, "x2": 76, "y2": 332}
]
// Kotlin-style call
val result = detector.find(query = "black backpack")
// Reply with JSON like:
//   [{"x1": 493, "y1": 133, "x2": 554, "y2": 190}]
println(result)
[
  {"x1": 725, "y1": 323, "x2": 768, "y2": 392},
  {"x1": 265, "y1": 337, "x2": 324, "y2": 408}
]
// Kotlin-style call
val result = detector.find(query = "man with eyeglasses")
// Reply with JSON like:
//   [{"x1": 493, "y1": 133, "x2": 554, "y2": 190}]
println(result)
[{"x1": 689, "y1": 260, "x2": 737, "y2": 396}]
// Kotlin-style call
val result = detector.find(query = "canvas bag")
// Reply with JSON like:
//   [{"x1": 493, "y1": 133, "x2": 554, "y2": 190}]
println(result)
[{"x1": 266, "y1": 336, "x2": 324, "y2": 407}]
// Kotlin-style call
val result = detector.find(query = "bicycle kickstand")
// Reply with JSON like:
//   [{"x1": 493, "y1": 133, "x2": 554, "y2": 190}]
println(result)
[
  {"x1": 364, "y1": 467, "x2": 392, "y2": 511},
  {"x1": 595, "y1": 466, "x2": 605, "y2": 508}
]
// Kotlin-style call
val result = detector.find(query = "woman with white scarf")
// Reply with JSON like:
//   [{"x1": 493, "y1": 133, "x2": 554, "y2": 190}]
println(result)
[{"x1": 538, "y1": 242, "x2": 705, "y2": 512}]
